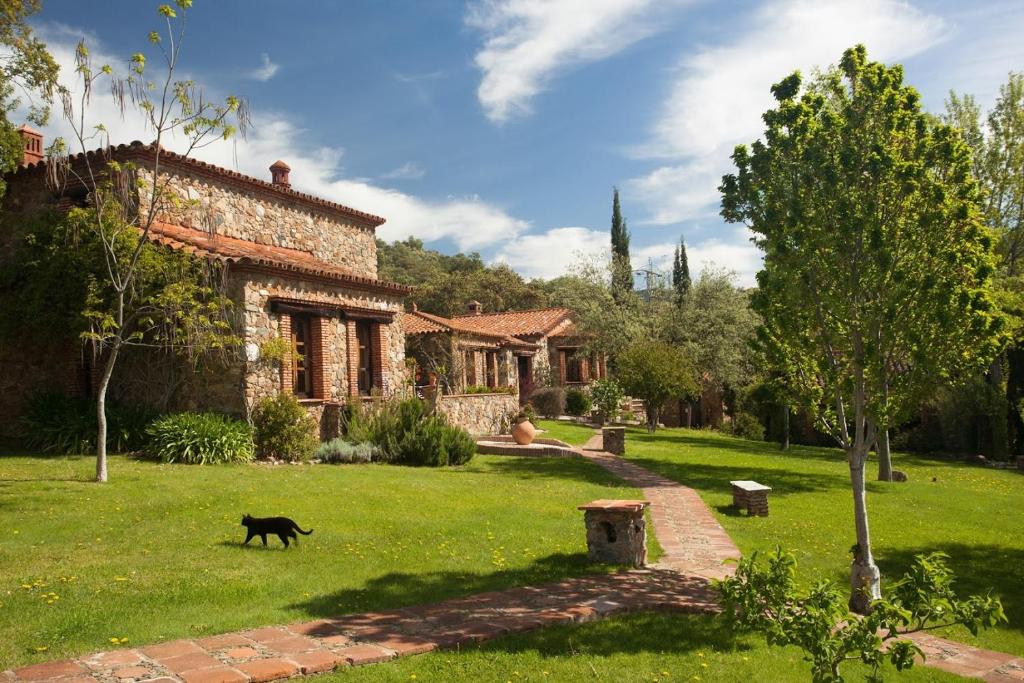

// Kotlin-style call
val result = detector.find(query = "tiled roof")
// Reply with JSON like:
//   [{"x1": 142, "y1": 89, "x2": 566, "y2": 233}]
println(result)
[
  {"x1": 147, "y1": 221, "x2": 410, "y2": 295},
  {"x1": 451, "y1": 307, "x2": 573, "y2": 337},
  {"x1": 13, "y1": 141, "x2": 386, "y2": 228},
  {"x1": 403, "y1": 308, "x2": 538, "y2": 350}
]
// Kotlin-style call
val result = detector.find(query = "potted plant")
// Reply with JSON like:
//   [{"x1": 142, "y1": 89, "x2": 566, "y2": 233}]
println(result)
[{"x1": 510, "y1": 408, "x2": 536, "y2": 445}]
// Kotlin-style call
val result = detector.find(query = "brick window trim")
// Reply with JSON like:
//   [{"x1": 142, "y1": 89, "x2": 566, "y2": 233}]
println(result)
[{"x1": 279, "y1": 311, "x2": 332, "y2": 401}]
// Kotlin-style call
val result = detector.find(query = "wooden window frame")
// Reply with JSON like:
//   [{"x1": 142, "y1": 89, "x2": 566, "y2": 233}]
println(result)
[
  {"x1": 356, "y1": 319, "x2": 375, "y2": 396},
  {"x1": 291, "y1": 314, "x2": 315, "y2": 398}
]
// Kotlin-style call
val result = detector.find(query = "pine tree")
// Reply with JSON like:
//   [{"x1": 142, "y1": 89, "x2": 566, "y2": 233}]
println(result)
[{"x1": 610, "y1": 188, "x2": 633, "y2": 301}]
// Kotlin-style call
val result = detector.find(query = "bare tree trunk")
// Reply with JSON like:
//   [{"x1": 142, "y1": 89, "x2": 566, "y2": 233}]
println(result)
[
  {"x1": 94, "y1": 344, "x2": 120, "y2": 483},
  {"x1": 780, "y1": 405, "x2": 790, "y2": 451},
  {"x1": 646, "y1": 404, "x2": 659, "y2": 433},
  {"x1": 876, "y1": 429, "x2": 893, "y2": 481},
  {"x1": 849, "y1": 446, "x2": 881, "y2": 613}
]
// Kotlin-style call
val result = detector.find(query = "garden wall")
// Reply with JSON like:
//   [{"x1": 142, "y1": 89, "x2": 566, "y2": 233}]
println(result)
[{"x1": 437, "y1": 393, "x2": 518, "y2": 436}]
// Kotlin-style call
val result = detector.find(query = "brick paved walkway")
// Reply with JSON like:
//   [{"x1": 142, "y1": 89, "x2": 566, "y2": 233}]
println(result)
[{"x1": 4, "y1": 434, "x2": 1021, "y2": 682}]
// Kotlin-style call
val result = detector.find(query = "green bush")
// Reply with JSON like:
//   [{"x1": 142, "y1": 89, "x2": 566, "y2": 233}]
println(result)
[
  {"x1": 564, "y1": 388, "x2": 592, "y2": 417},
  {"x1": 21, "y1": 391, "x2": 154, "y2": 454},
  {"x1": 731, "y1": 412, "x2": 765, "y2": 441},
  {"x1": 252, "y1": 393, "x2": 319, "y2": 462},
  {"x1": 589, "y1": 378, "x2": 624, "y2": 424},
  {"x1": 529, "y1": 386, "x2": 565, "y2": 417},
  {"x1": 146, "y1": 412, "x2": 254, "y2": 464},
  {"x1": 315, "y1": 438, "x2": 379, "y2": 464},
  {"x1": 347, "y1": 398, "x2": 475, "y2": 466}
]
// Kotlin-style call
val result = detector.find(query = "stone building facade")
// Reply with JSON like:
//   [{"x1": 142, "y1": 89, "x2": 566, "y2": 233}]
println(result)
[{"x1": 0, "y1": 134, "x2": 409, "y2": 436}]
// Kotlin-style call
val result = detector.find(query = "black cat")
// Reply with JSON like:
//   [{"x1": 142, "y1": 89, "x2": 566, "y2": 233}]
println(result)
[{"x1": 241, "y1": 514, "x2": 313, "y2": 548}]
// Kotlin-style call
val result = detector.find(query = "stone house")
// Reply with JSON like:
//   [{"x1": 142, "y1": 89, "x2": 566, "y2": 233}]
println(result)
[
  {"x1": 0, "y1": 129, "x2": 410, "y2": 437},
  {"x1": 404, "y1": 302, "x2": 607, "y2": 400}
]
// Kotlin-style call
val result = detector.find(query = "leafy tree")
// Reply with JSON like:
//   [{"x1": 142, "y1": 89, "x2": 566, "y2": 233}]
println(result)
[
  {"x1": 47, "y1": 1, "x2": 247, "y2": 482},
  {"x1": 718, "y1": 548, "x2": 1005, "y2": 683},
  {"x1": 669, "y1": 268, "x2": 759, "y2": 397},
  {"x1": 0, "y1": 0, "x2": 58, "y2": 199},
  {"x1": 945, "y1": 75, "x2": 1024, "y2": 457},
  {"x1": 672, "y1": 237, "x2": 690, "y2": 304},
  {"x1": 616, "y1": 340, "x2": 699, "y2": 432},
  {"x1": 377, "y1": 237, "x2": 548, "y2": 316},
  {"x1": 720, "y1": 45, "x2": 1005, "y2": 612},
  {"x1": 543, "y1": 257, "x2": 648, "y2": 366},
  {"x1": 610, "y1": 187, "x2": 633, "y2": 302}
]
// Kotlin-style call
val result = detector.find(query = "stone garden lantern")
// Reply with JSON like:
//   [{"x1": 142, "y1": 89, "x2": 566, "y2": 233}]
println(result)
[{"x1": 578, "y1": 499, "x2": 650, "y2": 567}]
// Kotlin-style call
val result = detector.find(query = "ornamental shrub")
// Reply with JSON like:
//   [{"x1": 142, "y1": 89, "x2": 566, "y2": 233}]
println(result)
[
  {"x1": 21, "y1": 391, "x2": 154, "y2": 454},
  {"x1": 529, "y1": 386, "x2": 565, "y2": 418},
  {"x1": 347, "y1": 397, "x2": 475, "y2": 466},
  {"x1": 731, "y1": 412, "x2": 765, "y2": 441},
  {"x1": 564, "y1": 388, "x2": 592, "y2": 417},
  {"x1": 146, "y1": 412, "x2": 254, "y2": 464},
  {"x1": 252, "y1": 393, "x2": 319, "y2": 462},
  {"x1": 589, "y1": 378, "x2": 624, "y2": 425},
  {"x1": 315, "y1": 438, "x2": 379, "y2": 464}
]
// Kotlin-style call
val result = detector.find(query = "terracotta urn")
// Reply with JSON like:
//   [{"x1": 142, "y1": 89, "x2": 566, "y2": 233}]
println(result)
[{"x1": 511, "y1": 419, "x2": 536, "y2": 445}]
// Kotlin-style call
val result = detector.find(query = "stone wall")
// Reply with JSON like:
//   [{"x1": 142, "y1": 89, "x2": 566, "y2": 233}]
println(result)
[
  {"x1": 139, "y1": 167, "x2": 379, "y2": 277},
  {"x1": 436, "y1": 392, "x2": 519, "y2": 436},
  {"x1": 239, "y1": 270, "x2": 406, "y2": 414}
]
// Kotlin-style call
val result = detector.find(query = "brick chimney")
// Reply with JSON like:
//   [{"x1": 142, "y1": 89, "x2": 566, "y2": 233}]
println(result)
[
  {"x1": 18, "y1": 124, "x2": 43, "y2": 165},
  {"x1": 466, "y1": 300, "x2": 483, "y2": 316},
  {"x1": 269, "y1": 160, "x2": 291, "y2": 188}
]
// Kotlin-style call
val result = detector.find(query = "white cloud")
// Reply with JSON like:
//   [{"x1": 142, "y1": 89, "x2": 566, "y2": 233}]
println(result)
[
  {"x1": 627, "y1": 0, "x2": 948, "y2": 225},
  {"x1": 491, "y1": 227, "x2": 608, "y2": 279},
  {"x1": 247, "y1": 53, "x2": 280, "y2": 82},
  {"x1": 29, "y1": 31, "x2": 527, "y2": 253},
  {"x1": 630, "y1": 231, "x2": 762, "y2": 288},
  {"x1": 380, "y1": 161, "x2": 426, "y2": 180},
  {"x1": 465, "y1": 0, "x2": 689, "y2": 124}
]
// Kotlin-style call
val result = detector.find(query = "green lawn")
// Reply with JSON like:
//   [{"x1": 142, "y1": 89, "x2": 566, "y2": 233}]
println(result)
[
  {"x1": 535, "y1": 419, "x2": 597, "y2": 446},
  {"x1": 0, "y1": 453, "x2": 648, "y2": 670},
  {"x1": 322, "y1": 612, "x2": 960, "y2": 682},
  {"x1": 620, "y1": 427, "x2": 1024, "y2": 656}
]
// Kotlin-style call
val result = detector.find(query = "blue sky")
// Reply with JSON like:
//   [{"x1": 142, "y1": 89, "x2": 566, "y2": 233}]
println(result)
[{"x1": 28, "y1": 0, "x2": 1024, "y2": 285}]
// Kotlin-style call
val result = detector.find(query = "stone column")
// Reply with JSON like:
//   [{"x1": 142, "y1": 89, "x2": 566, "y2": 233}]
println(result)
[
  {"x1": 578, "y1": 499, "x2": 650, "y2": 567},
  {"x1": 602, "y1": 426, "x2": 625, "y2": 455}
]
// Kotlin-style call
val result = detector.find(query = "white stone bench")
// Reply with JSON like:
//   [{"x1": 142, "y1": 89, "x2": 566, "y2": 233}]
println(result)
[{"x1": 730, "y1": 480, "x2": 771, "y2": 517}]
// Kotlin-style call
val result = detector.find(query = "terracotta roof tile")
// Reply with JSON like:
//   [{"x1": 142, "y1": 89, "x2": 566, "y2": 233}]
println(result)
[
  {"x1": 403, "y1": 309, "x2": 538, "y2": 349},
  {"x1": 451, "y1": 307, "x2": 573, "y2": 337},
  {"x1": 147, "y1": 221, "x2": 409, "y2": 295}
]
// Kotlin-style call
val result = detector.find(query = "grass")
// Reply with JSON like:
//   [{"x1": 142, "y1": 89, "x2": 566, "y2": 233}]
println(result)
[
  {"x1": 0, "y1": 452, "x2": 650, "y2": 670},
  {"x1": 620, "y1": 427, "x2": 1024, "y2": 656},
  {"x1": 535, "y1": 419, "x2": 597, "y2": 446},
  {"x1": 321, "y1": 612, "x2": 961, "y2": 682}
]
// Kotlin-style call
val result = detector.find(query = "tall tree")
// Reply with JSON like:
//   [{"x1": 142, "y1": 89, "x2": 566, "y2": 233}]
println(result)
[
  {"x1": 672, "y1": 236, "x2": 691, "y2": 304},
  {"x1": 721, "y1": 45, "x2": 1005, "y2": 613},
  {"x1": 610, "y1": 187, "x2": 633, "y2": 301},
  {"x1": 946, "y1": 75, "x2": 1024, "y2": 456},
  {"x1": 51, "y1": 1, "x2": 247, "y2": 482},
  {"x1": 0, "y1": 0, "x2": 58, "y2": 198}
]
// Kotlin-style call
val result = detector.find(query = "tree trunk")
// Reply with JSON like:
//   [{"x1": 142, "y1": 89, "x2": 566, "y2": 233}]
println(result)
[
  {"x1": 848, "y1": 447, "x2": 881, "y2": 613},
  {"x1": 94, "y1": 344, "x2": 120, "y2": 483},
  {"x1": 876, "y1": 429, "x2": 892, "y2": 481},
  {"x1": 780, "y1": 405, "x2": 790, "y2": 451},
  {"x1": 646, "y1": 404, "x2": 659, "y2": 433}
]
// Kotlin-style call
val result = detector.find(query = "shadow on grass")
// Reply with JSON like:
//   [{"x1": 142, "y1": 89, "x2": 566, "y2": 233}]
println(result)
[
  {"x1": 476, "y1": 611, "x2": 750, "y2": 658},
  {"x1": 626, "y1": 456, "x2": 846, "y2": 497},
  {"x1": 465, "y1": 456, "x2": 629, "y2": 489},
  {"x1": 288, "y1": 551, "x2": 601, "y2": 617},
  {"x1": 878, "y1": 543, "x2": 1024, "y2": 637}
]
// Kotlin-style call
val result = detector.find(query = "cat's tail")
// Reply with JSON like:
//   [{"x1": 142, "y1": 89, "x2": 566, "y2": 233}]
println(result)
[{"x1": 296, "y1": 527, "x2": 313, "y2": 535}]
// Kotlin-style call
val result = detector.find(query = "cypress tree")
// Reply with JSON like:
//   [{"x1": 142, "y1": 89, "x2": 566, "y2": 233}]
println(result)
[
  {"x1": 610, "y1": 188, "x2": 633, "y2": 300},
  {"x1": 673, "y1": 237, "x2": 691, "y2": 303}
]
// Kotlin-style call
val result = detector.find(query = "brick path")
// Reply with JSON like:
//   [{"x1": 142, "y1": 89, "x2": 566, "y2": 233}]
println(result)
[
  {"x1": 4, "y1": 434, "x2": 1021, "y2": 682},
  {"x1": 576, "y1": 433, "x2": 741, "y2": 580}
]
